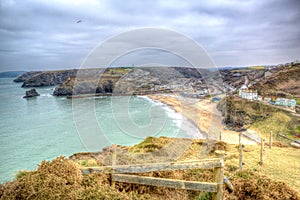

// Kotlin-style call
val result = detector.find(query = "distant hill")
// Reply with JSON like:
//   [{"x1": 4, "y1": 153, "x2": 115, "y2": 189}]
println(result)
[
  {"x1": 251, "y1": 63, "x2": 300, "y2": 98},
  {"x1": 0, "y1": 71, "x2": 26, "y2": 78}
]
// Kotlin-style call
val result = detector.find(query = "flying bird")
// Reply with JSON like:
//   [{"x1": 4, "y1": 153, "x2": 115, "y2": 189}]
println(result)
[{"x1": 76, "y1": 20, "x2": 82, "y2": 23}]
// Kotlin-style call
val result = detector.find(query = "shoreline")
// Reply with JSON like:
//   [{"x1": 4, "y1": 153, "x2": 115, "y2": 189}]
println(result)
[
  {"x1": 147, "y1": 94, "x2": 212, "y2": 135},
  {"x1": 140, "y1": 95, "x2": 205, "y2": 139},
  {"x1": 146, "y1": 94, "x2": 258, "y2": 145}
]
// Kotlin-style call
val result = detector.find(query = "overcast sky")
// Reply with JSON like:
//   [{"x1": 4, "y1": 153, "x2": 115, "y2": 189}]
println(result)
[{"x1": 0, "y1": 0, "x2": 299, "y2": 71}]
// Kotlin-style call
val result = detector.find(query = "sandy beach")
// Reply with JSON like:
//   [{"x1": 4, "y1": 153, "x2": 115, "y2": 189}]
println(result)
[{"x1": 148, "y1": 94, "x2": 257, "y2": 145}]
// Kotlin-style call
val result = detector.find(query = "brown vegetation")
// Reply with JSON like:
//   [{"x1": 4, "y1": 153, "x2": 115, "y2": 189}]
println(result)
[
  {"x1": 1, "y1": 137, "x2": 299, "y2": 200},
  {"x1": 252, "y1": 64, "x2": 300, "y2": 98}
]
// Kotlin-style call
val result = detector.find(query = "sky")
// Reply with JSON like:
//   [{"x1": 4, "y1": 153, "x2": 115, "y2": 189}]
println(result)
[{"x1": 0, "y1": 0, "x2": 300, "y2": 71}]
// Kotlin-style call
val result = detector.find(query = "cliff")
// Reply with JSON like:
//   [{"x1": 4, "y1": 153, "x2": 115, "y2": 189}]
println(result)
[
  {"x1": 53, "y1": 67, "x2": 222, "y2": 96},
  {"x1": 13, "y1": 71, "x2": 42, "y2": 82},
  {"x1": 53, "y1": 76, "x2": 118, "y2": 96},
  {"x1": 21, "y1": 69, "x2": 78, "y2": 87}
]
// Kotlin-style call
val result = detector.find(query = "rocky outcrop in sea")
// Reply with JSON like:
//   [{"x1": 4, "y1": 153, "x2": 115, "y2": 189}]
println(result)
[{"x1": 23, "y1": 89, "x2": 40, "y2": 98}]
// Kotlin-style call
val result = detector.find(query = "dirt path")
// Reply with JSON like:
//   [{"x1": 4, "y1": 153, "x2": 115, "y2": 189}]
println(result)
[{"x1": 148, "y1": 94, "x2": 257, "y2": 145}]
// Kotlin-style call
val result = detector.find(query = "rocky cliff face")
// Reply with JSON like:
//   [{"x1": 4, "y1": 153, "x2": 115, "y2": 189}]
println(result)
[
  {"x1": 13, "y1": 71, "x2": 42, "y2": 82},
  {"x1": 21, "y1": 70, "x2": 78, "y2": 87},
  {"x1": 53, "y1": 76, "x2": 117, "y2": 96},
  {"x1": 52, "y1": 67, "x2": 221, "y2": 96},
  {"x1": 14, "y1": 67, "x2": 222, "y2": 96},
  {"x1": 53, "y1": 67, "x2": 183, "y2": 96}
]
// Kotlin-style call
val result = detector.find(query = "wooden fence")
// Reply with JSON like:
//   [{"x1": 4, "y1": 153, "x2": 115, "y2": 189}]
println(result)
[{"x1": 81, "y1": 158, "x2": 224, "y2": 200}]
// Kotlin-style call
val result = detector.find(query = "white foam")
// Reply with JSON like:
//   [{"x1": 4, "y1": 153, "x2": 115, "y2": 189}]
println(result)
[
  {"x1": 139, "y1": 96, "x2": 182, "y2": 125},
  {"x1": 41, "y1": 94, "x2": 52, "y2": 97},
  {"x1": 139, "y1": 95, "x2": 204, "y2": 139}
]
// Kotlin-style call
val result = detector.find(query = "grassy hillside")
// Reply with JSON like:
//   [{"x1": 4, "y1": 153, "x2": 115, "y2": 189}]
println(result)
[
  {"x1": 249, "y1": 112, "x2": 300, "y2": 139},
  {"x1": 218, "y1": 96, "x2": 300, "y2": 141}
]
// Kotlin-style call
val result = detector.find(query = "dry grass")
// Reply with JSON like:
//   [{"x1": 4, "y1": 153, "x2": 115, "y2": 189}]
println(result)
[
  {"x1": 2, "y1": 140, "x2": 299, "y2": 200},
  {"x1": 249, "y1": 108, "x2": 300, "y2": 140},
  {"x1": 224, "y1": 144, "x2": 300, "y2": 194},
  {"x1": 166, "y1": 138, "x2": 300, "y2": 194}
]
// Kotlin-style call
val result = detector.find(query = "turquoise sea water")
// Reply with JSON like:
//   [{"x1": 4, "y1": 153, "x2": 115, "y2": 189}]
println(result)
[{"x1": 0, "y1": 78, "x2": 201, "y2": 183}]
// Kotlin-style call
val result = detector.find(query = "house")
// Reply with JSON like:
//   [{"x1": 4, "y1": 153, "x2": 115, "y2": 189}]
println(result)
[
  {"x1": 272, "y1": 98, "x2": 297, "y2": 109},
  {"x1": 238, "y1": 85, "x2": 258, "y2": 100},
  {"x1": 287, "y1": 99, "x2": 297, "y2": 107},
  {"x1": 275, "y1": 98, "x2": 287, "y2": 106}
]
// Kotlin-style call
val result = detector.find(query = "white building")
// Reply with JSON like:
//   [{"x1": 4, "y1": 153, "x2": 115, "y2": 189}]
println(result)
[{"x1": 238, "y1": 85, "x2": 258, "y2": 100}]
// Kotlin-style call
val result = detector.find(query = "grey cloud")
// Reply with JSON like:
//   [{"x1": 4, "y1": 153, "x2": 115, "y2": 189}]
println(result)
[{"x1": 0, "y1": 0, "x2": 299, "y2": 71}]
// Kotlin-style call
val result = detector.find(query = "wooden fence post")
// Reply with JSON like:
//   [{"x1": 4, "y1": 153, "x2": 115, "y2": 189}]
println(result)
[
  {"x1": 213, "y1": 161, "x2": 224, "y2": 200},
  {"x1": 260, "y1": 139, "x2": 264, "y2": 165},
  {"x1": 239, "y1": 133, "x2": 243, "y2": 170},
  {"x1": 269, "y1": 132, "x2": 272, "y2": 149},
  {"x1": 111, "y1": 144, "x2": 117, "y2": 187},
  {"x1": 112, "y1": 144, "x2": 116, "y2": 166}
]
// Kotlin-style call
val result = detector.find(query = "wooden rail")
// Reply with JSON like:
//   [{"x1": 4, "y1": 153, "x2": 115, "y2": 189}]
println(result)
[
  {"x1": 81, "y1": 158, "x2": 224, "y2": 200},
  {"x1": 81, "y1": 159, "x2": 223, "y2": 174},
  {"x1": 112, "y1": 174, "x2": 218, "y2": 192}
]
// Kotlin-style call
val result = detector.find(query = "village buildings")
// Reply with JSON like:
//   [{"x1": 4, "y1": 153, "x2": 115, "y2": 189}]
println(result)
[
  {"x1": 238, "y1": 85, "x2": 259, "y2": 100},
  {"x1": 238, "y1": 85, "x2": 297, "y2": 110}
]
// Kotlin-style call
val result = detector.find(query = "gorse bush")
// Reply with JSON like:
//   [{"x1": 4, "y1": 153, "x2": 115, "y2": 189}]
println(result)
[
  {"x1": 1, "y1": 156, "x2": 82, "y2": 200},
  {"x1": 0, "y1": 157, "x2": 151, "y2": 200}
]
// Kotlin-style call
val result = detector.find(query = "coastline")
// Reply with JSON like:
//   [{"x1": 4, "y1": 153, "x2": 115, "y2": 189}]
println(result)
[
  {"x1": 140, "y1": 95, "x2": 204, "y2": 139},
  {"x1": 146, "y1": 94, "x2": 257, "y2": 145}
]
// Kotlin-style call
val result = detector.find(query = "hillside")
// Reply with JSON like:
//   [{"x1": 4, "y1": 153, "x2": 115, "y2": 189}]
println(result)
[
  {"x1": 53, "y1": 67, "x2": 223, "y2": 96},
  {"x1": 1, "y1": 137, "x2": 299, "y2": 199},
  {"x1": 13, "y1": 71, "x2": 42, "y2": 82},
  {"x1": 251, "y1": 63, "x2": 300, "y2": 98},
  {"x1": 20, "y1": 69, "x2": 78, "y2": 87},
  {"x1": 217, "y1": 96, "x2": 300, "y2": 141},
  {"x1": 220, "y1": 67, "x2": 266, "y2": 89},
  {"x1": 53, "y1": 68, "x2": 130, "y2": 96}
]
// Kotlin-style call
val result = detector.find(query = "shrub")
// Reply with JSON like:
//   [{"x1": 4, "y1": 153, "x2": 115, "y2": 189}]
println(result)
[{"x1": 1, "y1": 156, "x2": 82, "y2": 200}]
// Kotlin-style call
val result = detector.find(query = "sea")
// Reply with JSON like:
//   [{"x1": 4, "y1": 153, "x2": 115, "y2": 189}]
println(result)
[{"x1": 0, "y1": 78, "x2": 201, "y2": 183}]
